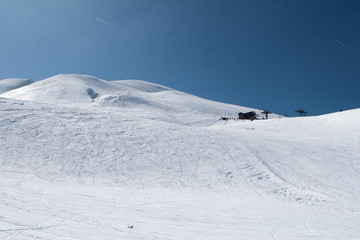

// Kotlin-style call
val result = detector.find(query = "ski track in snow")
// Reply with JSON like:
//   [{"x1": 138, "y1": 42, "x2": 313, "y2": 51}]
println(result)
[{"x1": 0, "y1": 75, "x2": 360, "y2": 239}]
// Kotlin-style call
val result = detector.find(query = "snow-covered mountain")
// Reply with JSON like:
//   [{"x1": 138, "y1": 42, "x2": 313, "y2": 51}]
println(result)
[
  {"x1": 0, "y1": 74, "x2": 359, "y2": 240},
  {"x1": 1, "y1": 74, "x2": 276, "y2": 125},
  {"x1": 0, "y1": 78, "x2": 33, "y2": 94}
]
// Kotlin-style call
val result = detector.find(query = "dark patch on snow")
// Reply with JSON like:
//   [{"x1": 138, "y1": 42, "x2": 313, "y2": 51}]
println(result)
[{"x1": 87, "y1": 88, "x2": 98, "y2": 100}]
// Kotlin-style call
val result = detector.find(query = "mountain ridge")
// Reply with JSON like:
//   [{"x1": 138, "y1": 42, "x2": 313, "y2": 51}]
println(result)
[
  {"x1": 0, "y1": 74, "x2": 359, "y2": 239},
  {"x1": 0, "y1": 74, "x2": 273, "y2": 122},
  {"x1": 0, "y1": 78, "x2": 33, "y2": 94}
]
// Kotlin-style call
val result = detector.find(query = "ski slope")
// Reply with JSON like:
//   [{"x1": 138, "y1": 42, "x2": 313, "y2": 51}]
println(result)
[{"x1": 0, "y1": 74, "x2": 359, "y2": 239}]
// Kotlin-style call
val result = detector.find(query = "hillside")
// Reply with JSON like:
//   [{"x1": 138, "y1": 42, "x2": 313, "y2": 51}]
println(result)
[
  {"x1": 0, "y1": 74, "x2": 359, "y2": 240},
  {"x1": 0, "y1": 78, "x2": 33, "y2": 94}
]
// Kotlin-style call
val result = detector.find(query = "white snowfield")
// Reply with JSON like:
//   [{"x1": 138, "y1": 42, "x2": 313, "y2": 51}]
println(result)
[
  {"x1": 0, "y1": 74, "x2": 359, "y2": 239},
  {"x1": 0, "y1": 78, "x2": 33, "y2": 94}
]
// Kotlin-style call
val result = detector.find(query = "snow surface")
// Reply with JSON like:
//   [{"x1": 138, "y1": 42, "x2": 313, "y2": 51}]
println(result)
[
  {"x1": 0, "y1": 78, "x2": 33, "y2": 94},
  {"x1": 0, "y1": 74, "x2": 359, "y2": 239}
]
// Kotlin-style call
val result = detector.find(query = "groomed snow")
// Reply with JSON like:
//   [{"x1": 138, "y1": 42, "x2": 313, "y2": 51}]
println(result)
[{"x1": 0, "y1": 74, "x2": 359, "y2": 239}]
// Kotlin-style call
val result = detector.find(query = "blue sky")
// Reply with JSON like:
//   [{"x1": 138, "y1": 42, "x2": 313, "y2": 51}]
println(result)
[{"x1": 0, "y1": 0, "x2": 359, "y2": 116}]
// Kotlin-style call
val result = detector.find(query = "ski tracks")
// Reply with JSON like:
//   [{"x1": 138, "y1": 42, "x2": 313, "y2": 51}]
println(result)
[{"x1": 205, "y1": 128, "x2": 332, "y2": 206}]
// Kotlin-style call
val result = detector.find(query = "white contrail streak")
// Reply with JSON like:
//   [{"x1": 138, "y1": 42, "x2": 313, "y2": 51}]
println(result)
[
  {"x1": 334, "y1": 40, "x2": 357, "y2": 53},
  {"x1": 96, "y1": 18, "x2": 118, "y2": 28}
]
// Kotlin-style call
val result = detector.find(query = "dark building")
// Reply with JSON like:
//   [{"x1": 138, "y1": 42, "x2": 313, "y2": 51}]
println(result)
[{"x1": 238, "y1": 111, "x2": 257, "y2": 120}]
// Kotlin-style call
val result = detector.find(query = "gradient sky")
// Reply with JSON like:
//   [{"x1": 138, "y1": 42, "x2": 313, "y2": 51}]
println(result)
[{"x1": 1, "y1": 0, "x2": 359, "y2": 116}]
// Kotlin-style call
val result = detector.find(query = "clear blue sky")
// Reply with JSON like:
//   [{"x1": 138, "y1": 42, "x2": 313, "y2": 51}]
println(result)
[{"x1": 1, "y1": 0, "x2": 359, "y2": 116}]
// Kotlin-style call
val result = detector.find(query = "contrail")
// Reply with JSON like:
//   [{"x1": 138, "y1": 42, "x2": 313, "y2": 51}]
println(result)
[
  {"x1": 334, "y1": 40, "x2": 357, "y2": 53},
  {"x1": 96, "y1": 18, "x2": 118, "y2": 28}
]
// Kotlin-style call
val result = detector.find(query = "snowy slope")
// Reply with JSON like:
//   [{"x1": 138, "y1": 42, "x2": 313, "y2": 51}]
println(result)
[
  {"x1": 0, "y1": 74, "x2": 275, "y2": 124},
  {"x1": 210, "y1": 110, "x2": 360, "y2": 206},
  {"x1": 0, "y1": 78, "x2": 33, "y2": 94},
  {"x1": 0, "y1": 74, "x2": 359, "y2": 240},
  {"x1": 0, "y1": 74, "x2": 124, "y2": 105}
]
